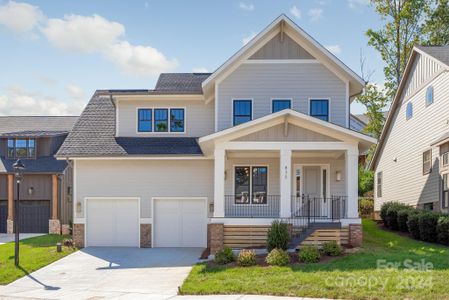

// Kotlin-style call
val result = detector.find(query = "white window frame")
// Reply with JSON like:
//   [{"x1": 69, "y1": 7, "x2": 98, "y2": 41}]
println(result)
[
  {"x1": 232, "y1": 164, "x2": 269, "y2": 206},
  {"x1": 135, "y1": 106, "x2": 186, "y2": 134},
  {"x1": 377, "y1": 171, "x2": 383, "y2": 198},
  {"x1": 293, "y1": 164, "x2": 330, "y2": 199},
  {"x1": 308, "y1": 98, "x2": 331, "y2": 122},
  {"x1": 425, "y1": 85, "x2": 434, "y2": 107},
  {"x1": 423, "y1": 149, "x2": 432, "y2": 175},
  {"x1": 270, "y1": 98, "x2": 292, "y2": 113},
  {"x1": 442, "y1": 172, "x2": 449, "y2": 209},
  {"x1": 406, "y1": 102, "x2": 413, "y2": 120},
  {"x1": 231, "y1": 98, "x2": 253, "y2": 127}
]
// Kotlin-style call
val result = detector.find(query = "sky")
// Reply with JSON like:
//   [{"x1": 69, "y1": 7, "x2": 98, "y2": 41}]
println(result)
[{"x1": 0, "y1": 0, "x2": 386, "y2": 117}]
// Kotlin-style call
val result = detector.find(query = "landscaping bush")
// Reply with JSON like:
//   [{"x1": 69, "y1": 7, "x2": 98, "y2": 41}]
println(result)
[
  {"x1": 265, "y1": 248, "x2": 290, "y2": 266},
  {"x1": 380, "y1": 202, "x2": 395, "y2": 226},
  {"x1": 407, "y1": 211, "x2": 422, "y2": 239},
  {"x1": 322, "y1": 241, "x2": 343, "y2": 256},
  {"x1": 437, "y1": 215, "x2": 449, "y2": 246},
  {"x1": 418, "y1": 212, "x2": 440, "y2": 243},
  {"x1": 397, "y1": 208, "x2": 414, "y2": 232},
  {"x1": 358, "y1": 198, "x2": 374, "y2": 218},
  {"x1": 237, "y1": 249, "x2": 256, "y2": 267},
  {"x1": 298, "y1": 245, "x2": 320, "y2": 263},
  {"x1": 214, "y1": 247, "x2": 234, "y2": 264},
  {"x1": 266, "y1": 220, "x2": 290, "y2": 251},
  {"x1": 385, "y1": 203, "x2": 409, "y2": 230}
]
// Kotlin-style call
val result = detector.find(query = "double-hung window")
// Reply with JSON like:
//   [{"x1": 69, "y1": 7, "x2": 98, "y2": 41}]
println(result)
[
  {"x1": 138, "y1": 109, "x2": 152, "y2": 132},
  {"x1": 154, "y1": 109, "x2": 169, "y2": 132},
  {"x1": 426, "y1": 86, "x2": 434, "y2": 106},
  {"x1": 233, "y1": 100, "x2": 252, "y2": 126},
  {"x1": 377, "y1": 171, "x2": 383, "y2": 198},
  {"x1": 234, "y1": 166, "x2": 267, "y2": 204},
  {"x1": 138, "y1": 108, "x2": 185, "y2": 133},
  {"x1": 442, "y1": 173, "x2": 449, "y2": 208},
  {"x1": 310, "y1": 99, "x2": 329, "y2": 121},
  {"x1": 423, "y1": 150, "x2": 432, "y2": 174},
  {"x1": 272, "y1": 99, "x2": 291, "y2": 113},
  {"x1": 7, "y1": 138, "x2": 36, "y2": 159},
  {"x1": 170, "y1": 108, "x2": 185, "y2": 132}
]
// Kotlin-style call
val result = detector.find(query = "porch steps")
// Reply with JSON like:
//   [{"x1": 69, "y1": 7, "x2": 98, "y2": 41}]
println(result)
[{"x1": 288, "y1": 222, "x2": 342, "y2": 250}]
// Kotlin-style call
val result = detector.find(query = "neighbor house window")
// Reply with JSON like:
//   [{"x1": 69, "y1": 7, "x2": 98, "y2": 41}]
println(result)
[
  {"x1": 310, "y1": 99, "x2": 329, "y2": 121},
  {"x1": 443, "y1": 152, "x2": 449, "y2": 167},
  {"x1": 7, "y1": 138, "x2": 36, "y2": 159},
  {"x1": 170, "y1": 108, "x2": 185, "y2": 132},
  {"x1": 233, "y1": 100, "x2": 252, "y2": 126},
  {"x1": 423, "y1": 203, "x2": 434, "y2": 211},
  {"x1": 138, "y1": 109, "x2": 152, "y2": 132},
  {"x1": 154, "y1": 109, "x2": 168, "y2": 132},
  {"x1": 377, "y1": 171, "x2": 382, "y2": 197},
  {"x1": 234, "y1": 166, "x2": 268, "y2": 204},
  {"x1": 406, "y1": 102, "x2": 413, "y2": 120},
  {"x1": 423, "y1": 150, "x2": 432, "y2": 174},
  {"x1": 272, "y1": 99, "x2": 291, "y2": 113},
  {"x1": 443, "y1": 174, "x2": 449, "y2": 208},
  {"x1": 426, "y1": 86, "x2": 434, "y2": 106}
]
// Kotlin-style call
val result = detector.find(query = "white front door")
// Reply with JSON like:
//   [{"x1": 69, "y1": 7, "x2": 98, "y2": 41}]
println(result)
[{"x1": 153, "y1": 198, "x2": 207, "y2": 247}]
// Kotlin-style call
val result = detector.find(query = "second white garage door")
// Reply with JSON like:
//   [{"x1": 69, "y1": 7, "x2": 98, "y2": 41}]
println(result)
[{"x1": 153, "y1": 198, "x2": 207, "y2": 247}]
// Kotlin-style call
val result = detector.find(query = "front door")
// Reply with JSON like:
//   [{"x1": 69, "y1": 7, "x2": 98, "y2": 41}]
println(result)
[{"x1": 303, "y1": 166, "x2": 322, "y2": 217}]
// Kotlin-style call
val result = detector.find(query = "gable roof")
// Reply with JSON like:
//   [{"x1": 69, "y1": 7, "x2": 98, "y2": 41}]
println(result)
[
  {"x1": 155, "y1": 73, "x2": 211, "y2": 94},
  {"x1": 0, "y1": 116, "x2": 78, "y2": 135},
  {"x1": 370, "y1": 45, "x2": 449, "y2": 170},
  {"x1": 202, "y1": 14, "x2": 365, "y2": 100}
]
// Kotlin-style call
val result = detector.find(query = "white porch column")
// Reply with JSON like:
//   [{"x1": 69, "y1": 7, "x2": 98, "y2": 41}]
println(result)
[
  {"x1": 346, "y1": 146, "x2": 359, "y2": 219},
  {"x1": 214, "y1": 148, "x2": 226, "y2": 218},
  {"x1": 280, "y1": 149, "x2": 292, "y2": 218}
]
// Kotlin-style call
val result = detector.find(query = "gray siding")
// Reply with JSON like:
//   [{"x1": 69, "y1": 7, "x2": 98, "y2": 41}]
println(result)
[
  {"x1": 249, "y1": 33, "x2": 315, "y2": 60},
  {"x1": 0, "y1": 174, "x2": 52, "y2": 201},
  {"x1": 217, "y1": 62, "x2": 347, "y2": 131},
  {"x1": 375, "y1": 69, "x2": 449, "y2": 210},
  {"x1": 235, "y1": 124, "x2": 338, "y2": 141},
  {"x1": 117, "y1": 99, "x2": 214, "y2": 137},
  {"x1": 60, "y1": 164, "x2": 73, "y2": 224}
]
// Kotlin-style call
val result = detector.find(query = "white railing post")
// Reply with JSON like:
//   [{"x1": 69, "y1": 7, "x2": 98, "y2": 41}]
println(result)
[
  {"x1": 214, "y1": 148, "x2": 225, "y2": 218},
  {"x1": 280, "y1": 149, "x2": 292, "y2": 218},
  {"x1": 346, "y1": 147, "x2": 359, "y2": 219}
]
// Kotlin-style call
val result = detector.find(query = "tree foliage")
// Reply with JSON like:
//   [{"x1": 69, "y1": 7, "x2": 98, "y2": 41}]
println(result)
[
  {"x1": 357, "y1": 84, "x2": 388, "y2": 139},
  {"x1": 422, "y1": 0, "x2": 449, "y2": 46}
]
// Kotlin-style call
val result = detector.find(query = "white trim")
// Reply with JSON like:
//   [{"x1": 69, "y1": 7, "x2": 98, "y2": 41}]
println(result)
[
  {"x1": 308, "y1": 98, "x2": 331, "y2": 123},
  {"x1": 115, "y1": 97, "x2": 119, "y2": 136},
  {"x1": 69, "y1": 156, "x2": 211, "y2": 160},
  {"x1": 345, "y1": 81, "x2": 349, "y2": 128},
  {"x1": 209, "y1": 217, "x2": 361, "y2": 226},
  {"x1": 231, "y1": 164, "x2": 270, "y2": 206},
  {"x1": 140, "y1": 218, "x2": 152, "y2": 224},
  {"x1": 113, "y1": 94, "x2": 205, "y2": 101},
  {"x1": 243, "y1": 59, "x2": 319, "y2": 64},
  {"x1": 73, "y1": 159, "x2": 77, "y2": 221},
  {"x1": 221, "y1": 141, "x2": 359, "y2": 152},
  {"x1": 135, "y1": 106, "x2": 187, "y2": 135},
  {"x1": 293, "y1": 164, "x2": 330, "y2": 199},
  {"x1": 84, "y1": 197, "x2": 141, "y2": 248},
  {"x1": 151, "y1": 197, "x2": 208, "y2": 248},
  {"x1": 270, "y1": 98, "x2": 292, "y2": 113},
  {"x1": 214, "y1": 82, "x2": 219, "y2": 130},
  {"x1": 232, "y1": 98, "x2": 254, "y2": 127}
]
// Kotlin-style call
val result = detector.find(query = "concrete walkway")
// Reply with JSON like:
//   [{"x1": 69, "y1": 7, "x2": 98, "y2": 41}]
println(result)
[{"x1": 0, "y1": 233, "x2": 45, "y2": 245}]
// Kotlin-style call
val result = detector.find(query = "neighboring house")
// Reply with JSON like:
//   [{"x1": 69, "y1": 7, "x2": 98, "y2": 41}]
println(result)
[
  {"x1": 0, "y1": 116, "x2": 78, "y2": 234},
  {"x1": 56, "y1": 15, "x2": 376, "y2": 250},
  {"x1": 350, "y1": 114, "x2": 367, "y2": 133},
  {"x1": 371, "y1": 46, "x2": 449, "y2": 215}
]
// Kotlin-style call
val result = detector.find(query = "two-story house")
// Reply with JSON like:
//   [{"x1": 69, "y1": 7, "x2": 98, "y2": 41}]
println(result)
[
  {"x1": 371, "y1": 46, "x2": 449, "y2": 215},
  {"x1": 56, "y1": 15, "x2": 376, "y2": 251},
  {"x1": 0, "y1": 116, "x2": 77, "y2": 234}
]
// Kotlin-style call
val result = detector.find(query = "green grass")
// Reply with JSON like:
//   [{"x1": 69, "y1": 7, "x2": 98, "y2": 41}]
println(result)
[
  {"x1": 0, "y1": 235, "x2": 76, "y2": 285},
  {"x1": 181, "y1": 220, "x2": 449, "y2": 299}
]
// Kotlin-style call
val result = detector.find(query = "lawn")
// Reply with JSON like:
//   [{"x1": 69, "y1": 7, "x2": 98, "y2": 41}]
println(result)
[
  {"x1": 181, "y1": 219, "x2": 449, "y2": 299},
  {"x1": 0, "y1": 235, "x2": 76, "y2": 285}
]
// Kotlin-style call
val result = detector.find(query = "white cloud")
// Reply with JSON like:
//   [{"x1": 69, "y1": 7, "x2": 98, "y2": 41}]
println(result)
[
  {"x1": 242, "y1": 32, "x2": 257, "y2": 45},
  {"x1": 144, "y1": 1, "x2": 150, "y2": 9},
  {"x1": 290, "y1": 5, "x2": 301, "y2": 19},
  {"x1": 192, "y1": 67, "x2": 208, "y2": 73},
  {"x1": 41, "y1": 14, "x2": 125, "y2": 53},
  {"x1": 65, "y1": 84, "x2": 85, "y2": 100},
  {"x1": 0, "y1": 1, "x2": 44, "y2": 33},
  {"x1": 347, "y1": 0, "x2": 369, "y2": 10},
  {"x1": 239, "y1": 2, "x2": 254, "y2": 11},
  {"x1": 308, "y1": 8, "x2": 323, "y2": 21},
  {"x1": 326, "y1": 44, "x2": 342, "y2": 55}
]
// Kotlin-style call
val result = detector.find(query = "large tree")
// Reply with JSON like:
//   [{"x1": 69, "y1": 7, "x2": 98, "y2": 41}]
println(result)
[
  {"x1": 422, "y1": 0, "x2": 449, "y2": 45},
  {"x1": 356, "y1": 84, "x2": 388, "y2": 139},
  {"x1": 366, "y1": 0, "x2": 428, "y2": 98}
]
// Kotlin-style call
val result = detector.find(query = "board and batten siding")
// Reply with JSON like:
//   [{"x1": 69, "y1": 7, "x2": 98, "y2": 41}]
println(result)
[
  {"x1": 375, "y1": 69, "x2": 449, "y2": 211},
  {"x1": 249, "y1": 33, "x2": 315, "y2": 60},
  {"x1": 403, "y1": 53, "x2": 443, "y2": 98},
  {"x1": 74, "y1": 160, "x2": 214, "y2": 219},
  {"x1": 216, "y1": 62, "x2": 347, "y2": 131},
  {"x1": 117, "y1": 99, "x2": 215, "y2": 137}
]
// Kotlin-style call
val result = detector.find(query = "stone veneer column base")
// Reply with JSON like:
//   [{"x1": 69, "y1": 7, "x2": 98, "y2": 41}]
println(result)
[
  {"x1": 73, "y1": 224, "x2": 85, "y2": 248},
  {"x1": 61, "y1": 224, "x2": 71, "y2": 235},
  {"x1": 349, "y1": 224, "x2": 363, "y2": 247},
  {"x1": 7, "y1": 219, "x2": 13, "y2": 234},
  {"x1": 49, "y1": 219, "x2": 61, "y2": 234},
  {"x1": 207, "y1": 223, "x2": 224, "y2": 254},
  {"x1": 140, "y1": 224, "x2": 152, "y2": 248}
]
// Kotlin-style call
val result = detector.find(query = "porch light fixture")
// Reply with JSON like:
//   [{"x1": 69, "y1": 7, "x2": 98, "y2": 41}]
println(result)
[
  {"x1": 336, "y1": 171, "x2": 342, "y2": 182},
  {"x1": 76, "y1": 201, "x2": 82, "y2": 213},
  {"x1": 27, "y1": 187, "x2": 34, "y2": 195}
]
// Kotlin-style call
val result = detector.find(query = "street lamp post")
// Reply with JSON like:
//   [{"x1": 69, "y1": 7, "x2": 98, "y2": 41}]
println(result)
[{"x1": 13, "y1": 159, "x2": 25, "y2": 267}]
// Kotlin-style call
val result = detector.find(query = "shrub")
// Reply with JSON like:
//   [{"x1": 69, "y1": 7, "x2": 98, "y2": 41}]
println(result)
[
  {"x1": 237, "y1": 249, "x2": 256, "y2": 267},
  {"x1": 437, "y1": 215, "x2": 449, "y2": 245},
  {"x1": 298, "y1": 245, "x2": 320, "y2": 263},
  {"x1": 407, "y1": 211, "x2": 422, "y2": 239},
  {"x1": 397, "y1": 208, "x2": 413, "y2": 232},
  {"x1": 266, "y1": 220, "x2": 290, "y2": 251},
  {"x1": 385, "y1": 203, "x2": 409, "y2": 230},
  {"x1": 265, "y1": 248, "x2": 290, "y2": 266},
  {"x1": 358, "y1": 198, "x2": 374, "y2": 218},
  {"x1": 62, "y1": 238, "x2": 74, "y2": 248},
  {"x1": 214, "y1": 247, "x2": 234, "y2": 264},
  {"x1": 418, "y1": 212, "x2": 440, "y2": 243},
  {"x1": 380, "y1": 202, "x2": 395, "y2": 226},
  {"x1": 322, "y1": 241, "x2": 343, "y2": 256},
  {"x1": 358, "y1": 166, "x2": 374, "y2": 196}
]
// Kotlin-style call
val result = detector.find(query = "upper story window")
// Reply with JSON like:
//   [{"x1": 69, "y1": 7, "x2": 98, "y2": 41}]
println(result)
[
  {"x1": 442, "y1": 173, "x2": 448, "y2": 208},
  {"x1": 138, "y1": 108, "x2": 185, "y2": 133},
  {"x1": 233, "y1": 100, "x2": 252, "y2": 126},
  {"x1": 426, "y1": 86, "x2": 434, "y2": 106},
  {"x1": 406, "y1": 102, "x2": 413, "y2": 120},
  {"x1": 272, "y1": 99, "x2": 291, "y2": 113},
  {"x1": 377, "y1": 171, "x2": 382, "y2": 198},
  {"x1": 7, "y1": 138, "x2": 36, "y2": 159},
  {"x1": 423, "y1": 149, "x2": 432, "y2": 175},
  {"x1": 310, "y1": 99, "x2": 329, "y2": 121}
]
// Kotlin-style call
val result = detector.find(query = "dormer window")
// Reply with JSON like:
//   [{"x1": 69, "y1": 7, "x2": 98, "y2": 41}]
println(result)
[
  {"x1": 7, "y1": 138, "x2": 36, "y2": 159},
  {"x1": 137, "y1": 107, "x2": 185, "y2": 133},
  {"x1": 426, "y1": 86, "x2": 434, "y2": 106}
]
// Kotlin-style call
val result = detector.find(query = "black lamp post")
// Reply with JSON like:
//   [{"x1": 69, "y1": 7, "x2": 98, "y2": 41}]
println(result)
[{"x1": 13, "y1": 159, "x2": 25, "y2": 267}]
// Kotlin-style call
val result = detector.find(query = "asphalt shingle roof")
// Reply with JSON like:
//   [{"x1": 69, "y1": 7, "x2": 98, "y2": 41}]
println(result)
[
  {"x1": 0, "y1": 116, "x2": 78, "y2": 135},
  {"x1": 116, "y1": 137, "x2": 202, "y2": 155},
  {"x1": 154, "y1": 73, "x2": 211, "y2": 93},
  {"x1": 0, "y1": 156, "x2": 68, "y2": 173},
  {"x1": 416, "y1": 45, "x2": 449, "y2": 66},
  {"x1": 0, "y1": 130, "x2": 69, "y2": 138}
]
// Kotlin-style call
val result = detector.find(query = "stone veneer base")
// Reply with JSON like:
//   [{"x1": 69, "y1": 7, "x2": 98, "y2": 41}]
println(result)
[
  {"x1": 348, "y1": 223, "x2": 363, "y2": 247},
  {"x1": 207, "y1": 223, "x2": 224, "y2": 254},
  {"x1": 140, "y1": 224, "x2": 152, "y2": 248},
  {"x1": 73, "y1": 224, "x2": 85, "y2": 248},
  {"x1": 49, "y1": 219, "x2": 61, "y2": 234}
]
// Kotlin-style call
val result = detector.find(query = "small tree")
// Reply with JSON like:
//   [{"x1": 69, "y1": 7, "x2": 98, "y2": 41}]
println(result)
[{"x1": 359, "y1": 165, "x2": 374, "y2": 196}]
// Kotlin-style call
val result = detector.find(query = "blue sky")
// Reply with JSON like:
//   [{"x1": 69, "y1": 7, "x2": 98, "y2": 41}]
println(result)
[{"x1": 0, "y1": 0, "x2": 385, "y2": 116}]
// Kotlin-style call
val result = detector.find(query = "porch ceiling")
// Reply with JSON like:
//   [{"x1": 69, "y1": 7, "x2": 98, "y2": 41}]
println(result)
[{"x1": 226, "y1": 150, "x2": 345, "y2": 159}]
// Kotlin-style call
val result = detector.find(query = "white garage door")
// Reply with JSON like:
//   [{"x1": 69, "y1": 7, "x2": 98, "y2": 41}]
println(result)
[
  {"x1": 154, "y1": 198, "x2": 207, "y2": 247},
  {"x1": 86, "y1": 198, "x2": 139, "y2": 247}
]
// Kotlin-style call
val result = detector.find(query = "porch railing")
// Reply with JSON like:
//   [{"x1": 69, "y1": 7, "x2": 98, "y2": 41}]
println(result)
[
  {"x1": 290, "y1": 195, "x2": 347, "y2": 222},
  {"x1": 224, "y1": 195, "x2": 280, "y2": 218}
]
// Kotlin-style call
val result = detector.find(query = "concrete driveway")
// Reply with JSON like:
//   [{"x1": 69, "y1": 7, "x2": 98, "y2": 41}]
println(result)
[
  {"x1": 0, "y1": 247, "x2": 203, "y2": 299},
  {"x1": 0, "y1": 233, "x2": 45, "y2": 245}
]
